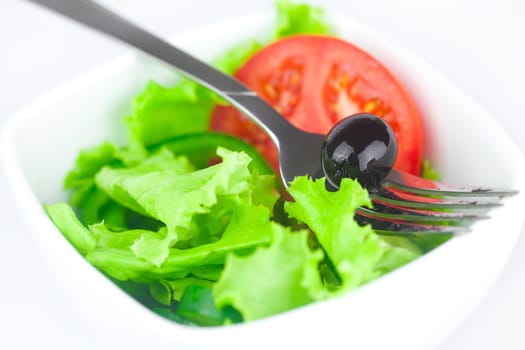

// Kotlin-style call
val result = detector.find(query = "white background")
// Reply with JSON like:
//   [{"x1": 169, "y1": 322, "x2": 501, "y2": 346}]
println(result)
[{"x1": 1, "y1": 0, "x2": 524, "y2": 349}]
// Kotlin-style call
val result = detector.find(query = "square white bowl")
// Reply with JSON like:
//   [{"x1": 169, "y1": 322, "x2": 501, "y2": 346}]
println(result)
[{"x1": 2, "y1": 12, "x2": 525, "y2": 350}]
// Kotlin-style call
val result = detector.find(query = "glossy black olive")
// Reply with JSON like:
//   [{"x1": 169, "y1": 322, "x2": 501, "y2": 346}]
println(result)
[{"x1": 321, "y1": 113, "x2": 398, "y2": 191}]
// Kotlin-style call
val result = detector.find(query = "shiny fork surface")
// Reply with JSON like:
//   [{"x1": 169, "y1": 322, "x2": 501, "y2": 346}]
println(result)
[{"x1": 28, "y1": 0, "x2": 517, "y2": 236}]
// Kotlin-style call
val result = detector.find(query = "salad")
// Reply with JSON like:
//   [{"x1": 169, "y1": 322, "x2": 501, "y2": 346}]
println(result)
[{"x1": 45, "y1": 0, "x2": 442, "y2": 326}]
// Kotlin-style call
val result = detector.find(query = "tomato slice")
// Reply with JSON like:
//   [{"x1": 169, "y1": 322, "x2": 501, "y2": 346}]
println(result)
[{"x1": 210, "y1": 35, "x2": 423, "y2": 175}]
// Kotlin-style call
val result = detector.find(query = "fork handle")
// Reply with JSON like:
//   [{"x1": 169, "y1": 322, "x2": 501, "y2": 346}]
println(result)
[{"x1": 26, "y1": 0, "x2": 301, "y2": 146}]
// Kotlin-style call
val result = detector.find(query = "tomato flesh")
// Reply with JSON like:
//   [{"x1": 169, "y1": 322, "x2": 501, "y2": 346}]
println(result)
[{"x1": 210, "y1": 35, "x2": 423, "y2": 175}]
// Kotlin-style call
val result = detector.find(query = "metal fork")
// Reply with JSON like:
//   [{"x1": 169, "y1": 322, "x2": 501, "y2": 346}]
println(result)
[{"x1": 28, "y1": 0, "x2": 517, "y2": 236}]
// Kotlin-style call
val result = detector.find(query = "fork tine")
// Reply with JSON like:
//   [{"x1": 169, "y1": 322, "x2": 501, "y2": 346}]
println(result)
[
  {"x1": 371, "y1": 190, "x2": 502, "y2": 212},
  {"x1": 385, "y1": 181, "x2": 518, "y2": 198},
  {"x1": 384, "y1": 169, "x2": 518, "y2": 198},
  {"x1": 357, "y1": 206, "x2": 487, "y2": 226},
  {"x1": 355, "y1": 213, "x2": 470, "y2": 237},
  {"x1": 369, "y1": 202, "x2": 488, "y2": 217}
]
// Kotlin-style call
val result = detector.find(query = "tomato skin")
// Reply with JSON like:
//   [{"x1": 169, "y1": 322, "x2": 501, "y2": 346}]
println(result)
[{"x1": 211, "y1": 35, "x2": 423, "y2": 175}]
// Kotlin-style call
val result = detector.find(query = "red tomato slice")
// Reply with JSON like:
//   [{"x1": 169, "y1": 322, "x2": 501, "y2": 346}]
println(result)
[{"x1": 210, "y1": 35, "x2": 423, "y2": 175}]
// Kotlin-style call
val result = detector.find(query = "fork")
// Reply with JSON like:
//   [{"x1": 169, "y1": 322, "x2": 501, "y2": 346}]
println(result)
[{"x1": 27, "y1": 0, "x2": 517, "y2": 236}]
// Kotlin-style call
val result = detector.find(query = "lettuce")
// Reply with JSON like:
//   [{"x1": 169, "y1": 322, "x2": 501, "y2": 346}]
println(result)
[
  {"x1": 274, "y1": 0, "x2": 332, "y2": 37},
  {"x1": 285, "y1": 177, "x2": 381, "y2": 290},
  {"x1": 210, "y1": 177, "x2": 419, "y2": 321},
  {"x1": 285, "y1": 177, "x2": 420, "y2": 292},
  {"x1": 44, "y1": 203, "x2": 97, "y2": 255},
  {"x1": 213, "y1": 224, "x2": 324, "y2": 321},
  {"x1": 46, "y1": 147, "x2": 279, "y2": 279},
  {"x1": 85, "y1": 197, "x2": 275, "y2": 282},
  {"x1": 47, "y1": 163, "x2": 419, "y2": 323}
]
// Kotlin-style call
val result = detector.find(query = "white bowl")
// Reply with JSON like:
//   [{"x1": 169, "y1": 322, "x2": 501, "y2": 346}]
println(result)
[{"x1": 2, "y1": 12, "x2": 525, "y2": 350}]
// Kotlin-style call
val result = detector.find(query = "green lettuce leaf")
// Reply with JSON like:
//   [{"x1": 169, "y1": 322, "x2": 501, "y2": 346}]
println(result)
[
  {"x1": 127, "y1": 80, "x2": 216, "y2": 148},
  {"x1": 85, "y1": 197, "x2": 274, "y2": 282},
  {"x1": 274, "y1": 0, "x2": 332, "y2": 37},
  {"x1": 63, "y1": 141, "x2": 118, "y2": 222},
  {"x1": 176, "y1": 285, "x2": 242, "y2": 326},
  {"x1": 150, "y1": 278, "x2": 214, "y2": 305},
  {"x1": 64, "y1": 140, "x2": 117, "y2": 190},
  {"x1": 95, "y1": 148, "x2": 195, "y2": 217},
  {"x1": 285, "y1": 177, "x2": 420, "y2": 292},
  {"x1": 89, "y1": 222, "x2": 156, "y2": 250},
  {"x1": 44, "y1": 203, "x2": 97, "y2": 255},
  {"x1": 96, "y1": 147, "x2": 256, "y2": 266},
  {"x1": 213, "y1": 224, "x2": 324, "y2": 321}
]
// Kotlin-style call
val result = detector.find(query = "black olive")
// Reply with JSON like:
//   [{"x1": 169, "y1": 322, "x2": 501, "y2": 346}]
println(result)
[{"x1": 321, "y1": 113, "x2": 398, "y2": 191}]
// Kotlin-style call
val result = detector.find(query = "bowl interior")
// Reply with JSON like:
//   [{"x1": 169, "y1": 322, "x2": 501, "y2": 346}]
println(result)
[{"x1": 3, "y1": 13, "x2": 525, "y2": 350}]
